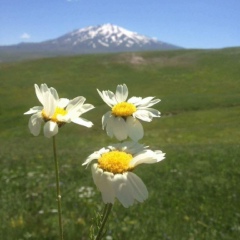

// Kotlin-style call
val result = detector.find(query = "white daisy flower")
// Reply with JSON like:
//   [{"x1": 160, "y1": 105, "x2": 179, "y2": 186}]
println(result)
[
  {"x1": 97, "y1": 84, "x2": 161, "y2": 141},
  {"x1": 83, "y1": 141, "x2": 165, "y2": 208},
  {"x1": 24, "y1": 83, "x2": 94, "y2": 138}
]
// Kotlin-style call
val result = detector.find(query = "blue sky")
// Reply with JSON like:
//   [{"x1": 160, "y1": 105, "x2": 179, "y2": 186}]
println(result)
[{"x1": 1, "y1": 0, "x2": 239, "y2": 48}]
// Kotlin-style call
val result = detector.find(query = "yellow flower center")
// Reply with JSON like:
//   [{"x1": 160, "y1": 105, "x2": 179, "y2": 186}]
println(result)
[
  {"x1": 112, "y1": 102, "x2": 137, "y2": 117},
  {"x1": 42, "y1": 107, "x2": 67, "y2": 122},
  {"x1": 98, "y1": 151, "x2": 133, "y2": 174}
]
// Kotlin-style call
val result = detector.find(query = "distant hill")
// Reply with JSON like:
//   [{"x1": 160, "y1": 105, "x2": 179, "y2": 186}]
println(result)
[{"x1": 0, "y1": 23, "x2": 182, "y2": 62}]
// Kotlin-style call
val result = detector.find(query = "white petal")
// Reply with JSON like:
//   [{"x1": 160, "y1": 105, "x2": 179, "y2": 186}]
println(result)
[
  {"x1": 66, "y1": 96, "x2": 85, "y2": 113},
  {"x1": 71, "y1": 117, "x2": 93, "y2": 128},
  {"x1": 112, "y1": 173, "x2": 135, "y2": 208},
  {"x1": 154, "y1": 150, "x2": 166, "y2": 162},
  {"x1": 39, "y1": 84, "x2": 51, "y2": 106},
  {"x1": 34, "y1": 84, "x2": 44, "y2": 105},
  {"x1": 127, "y1": 96, "x2": 142, "y2": 104},
  {"x1": 34, "y1": 84, "x2": 48, "y2": 105},
  {"x1": 133, "y1": 109, "x2": 153, "y2": 122},
  {"x1": 102, "y1": 111, "x2": 111, "y2": 129},
  {"x1": 57, "y1": 114, "x2": 71, "y2": 123},
  {"x1": 28, "y1": 113, "x2": 43, "y2": 136},
  {"x1": 60, "y1": 97, "x2": 88, "y2": 121},
  {"x1": 130, "y1": 150, "x2": 165, "y2": 167},
  {"x1": 144, "y1": 98, "x2": 161, "y2": 108},
  {"x1": 112, "y1": 117, "x2": 128, "y2": 141},
  {"x1": 43, "y1": 121, "x2": 58, "y2": 138},
  {"x1": 97, "y1": 89, "x2": 107, "y2": 103},
  {"x1": 92, "y1": 164, "x2": 115, "y2": 204},
  {"x1": 50, "y1": 87, "x2": 59, "y2": 101},
  {"x1": 105, "y1": 90, "x2": 118, "y2": 105},
  {"x1": 115, "y1": 84, "x2": 128, "y2": 102},
  {"x1": 97, "y1": 89, "x2": 117, "y2": 107},
  {"x1": 136, "y1": 108, "x2": 160, "y2": 119},
  {"x1": 126, "y1": 117, "x2": 144, "y2": 141},
  {"x1": 40, "y1": 85, "x2": 57, "y2": 117},
  {"x1": 58, "y1": 98, "x2": 70, "y2": 108},
  {"x1": 110, "y1": 172, "x2": 148, "y2": 207},
  {"x1": 121, "y1": 141, "x2": 145, "y2": 155},
  {"x1": 42, "y1": 90, "x2": 56, "y2": 117},
  {"x1": 24, "y1": 106, "x2": 42, "y2": 115},
  {"x1": 82, "y1": 148, "x2": 109, "y2": 166},
  {"x1": 127, "y1": 172, "x2": 148, "y2": 203},
  {"x1": 105, "y1": 114, "x2": 115, "y2": 138},
  {"x1": 135, "y1": 97, "x2": 160, "y2": 107},
  {"x1": 78, "y1": 104, "x2": 95, "y2": 114},
  {"x1": 110, "y1": 141, "x2": 144, "y2": 156},
  {"x1": 146, "y1": 108, "x2": 161, "y2": 117}
]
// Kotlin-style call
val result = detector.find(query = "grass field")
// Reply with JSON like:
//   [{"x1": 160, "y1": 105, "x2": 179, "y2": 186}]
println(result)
[{"x1": 0, "y1": 48, "x2": 240, "y2": 240}]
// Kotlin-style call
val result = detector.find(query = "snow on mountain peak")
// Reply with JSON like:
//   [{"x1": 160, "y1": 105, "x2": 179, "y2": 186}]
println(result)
[
  {"x1": 67, "y1": 23, "x2": 156, "y2": 48},
  {"x1": 42, "y1": 23, "x2": 181, "y2": 52},
  {"x1": 100, "y1": 23, "x2": 135, "y2": 37}
]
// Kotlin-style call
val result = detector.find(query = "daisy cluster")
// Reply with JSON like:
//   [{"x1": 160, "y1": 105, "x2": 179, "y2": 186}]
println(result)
[
  {"x1": 24, "y1": 83, "x2": 165, "y2": 208},
  {"x1": 84, "y1": 84, "x2": 165, "y2": 208}
]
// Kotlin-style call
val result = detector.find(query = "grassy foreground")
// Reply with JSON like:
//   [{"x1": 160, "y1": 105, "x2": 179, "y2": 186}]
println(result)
[{"x1": 0, "y1": 48, "x2": 240, "y2": 240}]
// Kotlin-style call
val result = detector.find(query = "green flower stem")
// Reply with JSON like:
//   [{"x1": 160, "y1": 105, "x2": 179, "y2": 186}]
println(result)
[
  {"x1": 101, "y1": 204, "x2": 108, "y2": 221},
  {"x1": 53, "y1": 136, "x2": 64, "y2": 240},
  {"x1": 95, "y1": 203, "x2": 113, "y2": 240}
]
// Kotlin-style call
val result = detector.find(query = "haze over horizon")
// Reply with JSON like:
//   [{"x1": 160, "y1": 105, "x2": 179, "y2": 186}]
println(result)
[{"x1": 1, "y1": 0, "x2": 239, "y2": 49}]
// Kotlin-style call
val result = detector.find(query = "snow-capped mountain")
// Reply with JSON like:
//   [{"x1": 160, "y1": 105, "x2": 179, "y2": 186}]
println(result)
[
  {"x1": 45, "y1": 23, "x2": 180, "y2": 52},
  {"x1": 0, "y1": 24, "x2": 181, "y2": 61}
]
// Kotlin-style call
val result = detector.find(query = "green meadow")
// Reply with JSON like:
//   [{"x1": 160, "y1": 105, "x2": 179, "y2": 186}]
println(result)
[{"x1": 0, "y1": 48, "x2": 240, "y2": 240}]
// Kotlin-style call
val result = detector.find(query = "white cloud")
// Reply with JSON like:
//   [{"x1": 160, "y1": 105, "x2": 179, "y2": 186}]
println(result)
[{"x1": 20, "y1": 33, "x2": 31, "y2": 40}]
